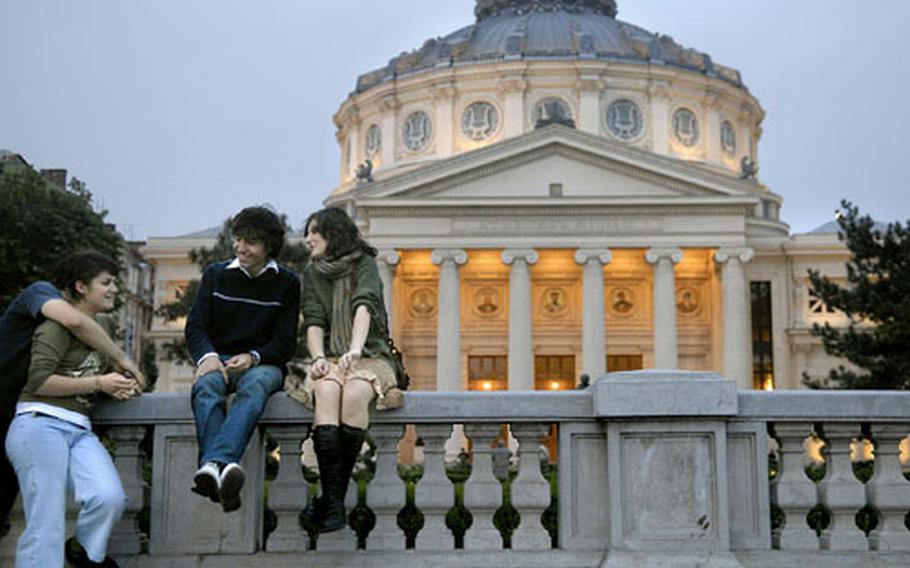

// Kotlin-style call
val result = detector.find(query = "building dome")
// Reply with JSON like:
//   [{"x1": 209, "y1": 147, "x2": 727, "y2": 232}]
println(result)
[
  {"x1": 356, "y1": 0, "x2": 742, "y2": 94},
  {"x1": 333, "y1": 0, "x2": 764, "y2": 191}
]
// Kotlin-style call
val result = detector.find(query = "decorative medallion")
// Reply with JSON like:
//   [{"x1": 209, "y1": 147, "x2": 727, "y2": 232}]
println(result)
[
  {"x1": 408, "y1": 287, "x2": 436, "y2": 318},
  {"x1": 721, "y1": 120, "x2": 736, "y2": 155},
  {"x1": 364, "y1": 124, "x2": 381, "y2": 159},
  {"x1": 676, "y1": 286, "x2": 700, "y2": 316},
  {"x1": 461, "y1": 102, "x2": 499, "y2": 141},
  {"x1": 609, "y1": 287, "x2": 636, "y2": 316},
  {"x1": 672, "y1": 107, "x2": 699, "y2": 147},
  {"x1": 606, "y1": 99, "x2": 643, "y2": 140},
  {"x1": 403, "y1": 111, "x2": 432, "y2": 152},
  {"x1": 541, "y1": 287, "x2": 568, "y2": 317},
  {"x1": 473, "y1": 287, "x2": 502, "y2": 317},
  {"x1": 532, "y1": 97, "x2": 572, "y2": 125}
]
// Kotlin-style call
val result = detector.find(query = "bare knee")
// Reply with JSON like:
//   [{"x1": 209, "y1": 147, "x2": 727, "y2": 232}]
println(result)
[{"x1": 341, "y1": 380, "x2": 374, "y2": 428}]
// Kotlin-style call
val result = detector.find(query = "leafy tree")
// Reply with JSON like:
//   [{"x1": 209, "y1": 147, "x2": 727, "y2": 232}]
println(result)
[
  {"x1": 157, "y1": 216, "x2": 309, "y2": 364},
  {"x1": 0, "y1": 169, "x2": 122, "y2": 311},
  {"x1": 804, "y1": 200, "x2": 910, "y2": 389}
]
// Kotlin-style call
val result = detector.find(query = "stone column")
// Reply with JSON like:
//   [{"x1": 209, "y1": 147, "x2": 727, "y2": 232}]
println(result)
[
  {"x1": 431, "y1": 249, "x2": 468, "y2": 391},
  {"x1": 648, "y1": 81, "x2": 671, "y2": 155},
  {"x1": 432, "y1": 82, "x2": 456, "y2": 156},
  {"x1": 705, "y1": 89, "x2": 723, "y2": 164},
  {"x1": 266, "y1": 425, "x2": 310, "y2": 552},
  {"x1": 817, "y1": 423, "x2": 867, "y2": 550},
  {"x1": 376, "y1": 250, "x2": 401, "y2": 331},
  {"x1": 575, "y1": 248, "x2": 612, "y2": 378},
  {"x1": 502, "y1": 249, "x2": 539, "y2": 390},
  {"x1": 500, "y1": 75, "x2": 527, "y2": 137},
  {"x1": 770, "y1": 422, "x2": 819, "y2": 550},
  {"x1": 379, "y1": 94, "x2": 399, "y2": 170},
  {"x1": 463, "y1": 423, "x2": 505, "y2": 549},
  {"x1": 576, "y1": 73, "x2": 604, "y2": 135},
  {"x1": 645, "y1": 248, "x2": 682, "y2": 369},
  {"x1": 107, "y1": 426, "x2": 146, "y2": 555},
  {"x1": 366, "y1": 424, "x2": 406, "y2": 550},
  {"x1": 714, "y1": 247, "x2": 755, "y2": 389}
]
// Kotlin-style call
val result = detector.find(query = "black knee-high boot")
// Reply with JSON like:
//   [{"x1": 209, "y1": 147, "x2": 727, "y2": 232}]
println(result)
[
  {"x1": 337, "y1": 424, "x2": 366, "y2": 504},
  {"x1": 299, "y1": 425, "x2": 347, "y2": 533}
]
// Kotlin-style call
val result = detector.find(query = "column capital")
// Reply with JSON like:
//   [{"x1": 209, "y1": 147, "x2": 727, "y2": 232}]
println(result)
[
  {"x1": 502, "y1": 248, "x2": 539, "y2": 266},
  {"x1": 430, "y1": 248, "x2": 468, "y2": 266},
  {"x1": 377, "y1": 249, "x2": 401, "y2": 267},
  {"x1": 430, "y1": 81, "x2": 457, "y2": 101},
  {"x1": 645, "y1": 247, "x2": 683, "y2": 265},
  {"x1": 714, "y1": 247, "x2": 754, "y2": 265},
  {"x1": 574, "y1": 248, "x2": 612, "y2": 266},
  {"x1": 498, "y1": 75, "x2": 528, "y2": 94}
]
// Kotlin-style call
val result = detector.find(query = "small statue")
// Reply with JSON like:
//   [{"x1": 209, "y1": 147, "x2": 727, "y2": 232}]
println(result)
[
  {"x1": 740, "y1": 156, "x2": 758, "y2": 180},
  {"x1": 355, "y1": 159, "x2": 374, "y2": 183}
]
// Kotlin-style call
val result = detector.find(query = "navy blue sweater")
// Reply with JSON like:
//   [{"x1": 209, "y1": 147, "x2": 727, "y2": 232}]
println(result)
[{"x1": 185, "y1": 261, "x2": 300, "y2": 371}]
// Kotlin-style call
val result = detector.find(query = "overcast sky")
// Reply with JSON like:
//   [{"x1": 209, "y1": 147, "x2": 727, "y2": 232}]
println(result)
[{"x1": 2, "y1": 1, "x2": 908, "y2": 240}]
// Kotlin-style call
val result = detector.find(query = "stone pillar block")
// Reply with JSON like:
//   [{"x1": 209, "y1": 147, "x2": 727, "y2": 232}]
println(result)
[
  {"x1": 149, "y1": 424, "x2": 263, "y2": 554},
  {"x1": 108, "y1": 426, "x2": 147, "y2": 555},
  {"x1": 510, "y1": 423, "x2": 551, "y2": 550},
  {"x1": 770, "y1": 422, "x2": 819, "y2": 550},
  {"x1": 817, "y1": 423, "x2": 868, "y2": 550},
  {"x1": 867, "y1": 424, "x2": 910, "y2": 551}
]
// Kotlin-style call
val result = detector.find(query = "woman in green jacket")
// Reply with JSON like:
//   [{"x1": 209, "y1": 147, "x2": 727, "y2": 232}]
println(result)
[{"x1": 298, "y1": 207, "x2": 401, "y2": 533}]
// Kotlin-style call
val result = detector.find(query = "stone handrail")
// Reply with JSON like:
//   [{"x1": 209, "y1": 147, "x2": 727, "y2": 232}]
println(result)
[{"x1": 4, "y1": 371, "x2": 908, "y2": 566}]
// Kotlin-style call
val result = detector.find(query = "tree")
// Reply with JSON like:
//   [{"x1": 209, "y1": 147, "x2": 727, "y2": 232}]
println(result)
[
  {"x1": 0, "y1": 169, "x2": 122, "y2": 311},
  {"x1": 804, "y1": 200, "x2": 910, "y2": 389},
  {"x1": 157, "y1": 216, "x2": 309, "y2": 364}
]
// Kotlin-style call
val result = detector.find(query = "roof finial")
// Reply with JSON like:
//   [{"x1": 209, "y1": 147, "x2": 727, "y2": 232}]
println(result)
[{"x1": 475, "y1": 0, "x2": 618, "y2": 21}]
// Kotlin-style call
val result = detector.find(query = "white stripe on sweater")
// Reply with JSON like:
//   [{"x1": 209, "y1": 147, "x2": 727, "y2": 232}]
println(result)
[{"x1": 213, "y1": 292, "x2": 282, "y2": 307}]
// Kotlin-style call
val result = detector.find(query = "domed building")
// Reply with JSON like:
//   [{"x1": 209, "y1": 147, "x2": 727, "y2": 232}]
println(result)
[{"x1": 143, "y1": 0, "x2": 850, "y2": 394}]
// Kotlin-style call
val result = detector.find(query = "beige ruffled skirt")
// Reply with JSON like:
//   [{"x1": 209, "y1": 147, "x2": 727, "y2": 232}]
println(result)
[{"x1": 285, "y1": 357, "x2": 402, "y2": 411}]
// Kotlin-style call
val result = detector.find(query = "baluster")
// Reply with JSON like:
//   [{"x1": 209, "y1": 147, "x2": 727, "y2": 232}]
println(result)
[
  {"x1": 266, "y1": 425, "x2": 310, "y2": 552},
  {"x1": 414, "y1": 424, "x2": 455, "y2": 550},
  {"x1": 366, "y1": 424, "x2": 406, "y2": 549},
  {"x1": 463, "y1": 423, "x2": 503, "y2": 549},
  {"x1": 770, "y1": 422, "x2": 818, "y2": 549},
  {"x1": 107, "y1": 426, "x2": 146, "y2": 555},
  {"x1": 509, "y1": 423, "x2": 551, "y2": 550},
  {"x1": 817, "y1": 423, "x2": 867, "y2": 550},
  {"x1": 867, "y1": 424, "x2": 910, "y2": 550}
]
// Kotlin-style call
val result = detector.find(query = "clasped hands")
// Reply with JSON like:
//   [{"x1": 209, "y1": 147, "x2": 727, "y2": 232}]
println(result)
[
  {"x1": 309, "y1": 349, "x2": 361, "y2": 380},
  {"x1": 194, "y1": 353, "x2": 255, "y2": 383},
  {"x1": 97, "y1": 372, "x2": 142, "y2": 401}
]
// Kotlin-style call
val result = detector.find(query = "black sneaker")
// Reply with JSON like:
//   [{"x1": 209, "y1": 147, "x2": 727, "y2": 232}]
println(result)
[
  {"x1": 65, "y1": 536, "x2": 119, "y2": 568},
  {"x1": 192, "y1": 461, "x2": 222, "y2": 503},
  {"x1": 219, "y1": 462, "x2": 245, "y2": 513}
]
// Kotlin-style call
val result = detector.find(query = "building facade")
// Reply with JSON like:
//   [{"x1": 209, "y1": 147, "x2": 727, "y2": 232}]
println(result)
[{"x1": 142, "y1": 0, "x2": 852, "y2": 394}]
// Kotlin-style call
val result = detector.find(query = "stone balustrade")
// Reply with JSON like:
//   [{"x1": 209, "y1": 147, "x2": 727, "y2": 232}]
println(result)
[{"x1": 2, "y1": 371, "x2": 909, "y2": 567}]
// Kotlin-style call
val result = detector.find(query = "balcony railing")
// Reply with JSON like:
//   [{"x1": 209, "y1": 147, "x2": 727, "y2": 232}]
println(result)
[{"x1": 2, "y1": 370, "x2": 909, "y2": 566}]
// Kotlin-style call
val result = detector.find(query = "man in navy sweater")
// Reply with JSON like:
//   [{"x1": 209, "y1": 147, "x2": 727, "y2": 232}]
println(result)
[{"x1": 186, "y1": 206, "x2": 301, "y2": 513}]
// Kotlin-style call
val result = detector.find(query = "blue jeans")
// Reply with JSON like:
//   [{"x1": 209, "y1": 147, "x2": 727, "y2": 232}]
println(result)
[
  {"x1": 5, "y1": 413, "x2": 126, "y2": 567},
  {"x1": 191, "y1": 363, "x2": 283, "y2": 466}
]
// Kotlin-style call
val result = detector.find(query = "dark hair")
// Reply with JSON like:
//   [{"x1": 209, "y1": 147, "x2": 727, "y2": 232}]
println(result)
[
  {"x1": 230, "y1": 206, "x2": 286, "y2": 259},
  {"x1": 53, "y1": 251, "x2": 119, "y2": 299},
  {"x1": 304, "y1": 207, "x2": 377, "y2": 260}
]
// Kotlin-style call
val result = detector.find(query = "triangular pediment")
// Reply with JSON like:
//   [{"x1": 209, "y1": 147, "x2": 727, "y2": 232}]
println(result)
[{"x1": 338, "y1": 125, "x2": 761, "y2": 206}]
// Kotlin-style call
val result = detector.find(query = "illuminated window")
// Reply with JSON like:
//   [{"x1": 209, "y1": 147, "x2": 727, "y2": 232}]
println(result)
[
  {"x1": 751, "y1": 281, "x2": 775, "y2": 390},
  {"x1": 534, "y1": 355, "x2": 575, "y2": 390},
  {"x1": 606, "y1": 354, "x2": 643, "y2": 372},
  {"x1": 468, "y1": 355, "x2": 506, "y2": 391}
]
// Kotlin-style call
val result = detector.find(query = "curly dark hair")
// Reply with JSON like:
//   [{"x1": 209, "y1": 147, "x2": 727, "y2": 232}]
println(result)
[
  {"x1": 230, "y1": 206, "x2": 286, "y2": 259},
  {"x1": 53, "y1": 251, "x2": 119, "y2": 299},
  {"x1": 304, "y1": 207, "x2": 377, "y2": 260}
]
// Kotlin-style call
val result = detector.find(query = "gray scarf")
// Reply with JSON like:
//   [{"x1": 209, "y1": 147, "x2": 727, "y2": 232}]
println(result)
[{"x1": 312, "y1": 251, "x2": 362, "y2": 355}]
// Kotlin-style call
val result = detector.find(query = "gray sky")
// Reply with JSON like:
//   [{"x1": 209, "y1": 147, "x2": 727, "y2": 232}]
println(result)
[{"x1": 2, "y1": 1, "x2": 908, "y2": 240}]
